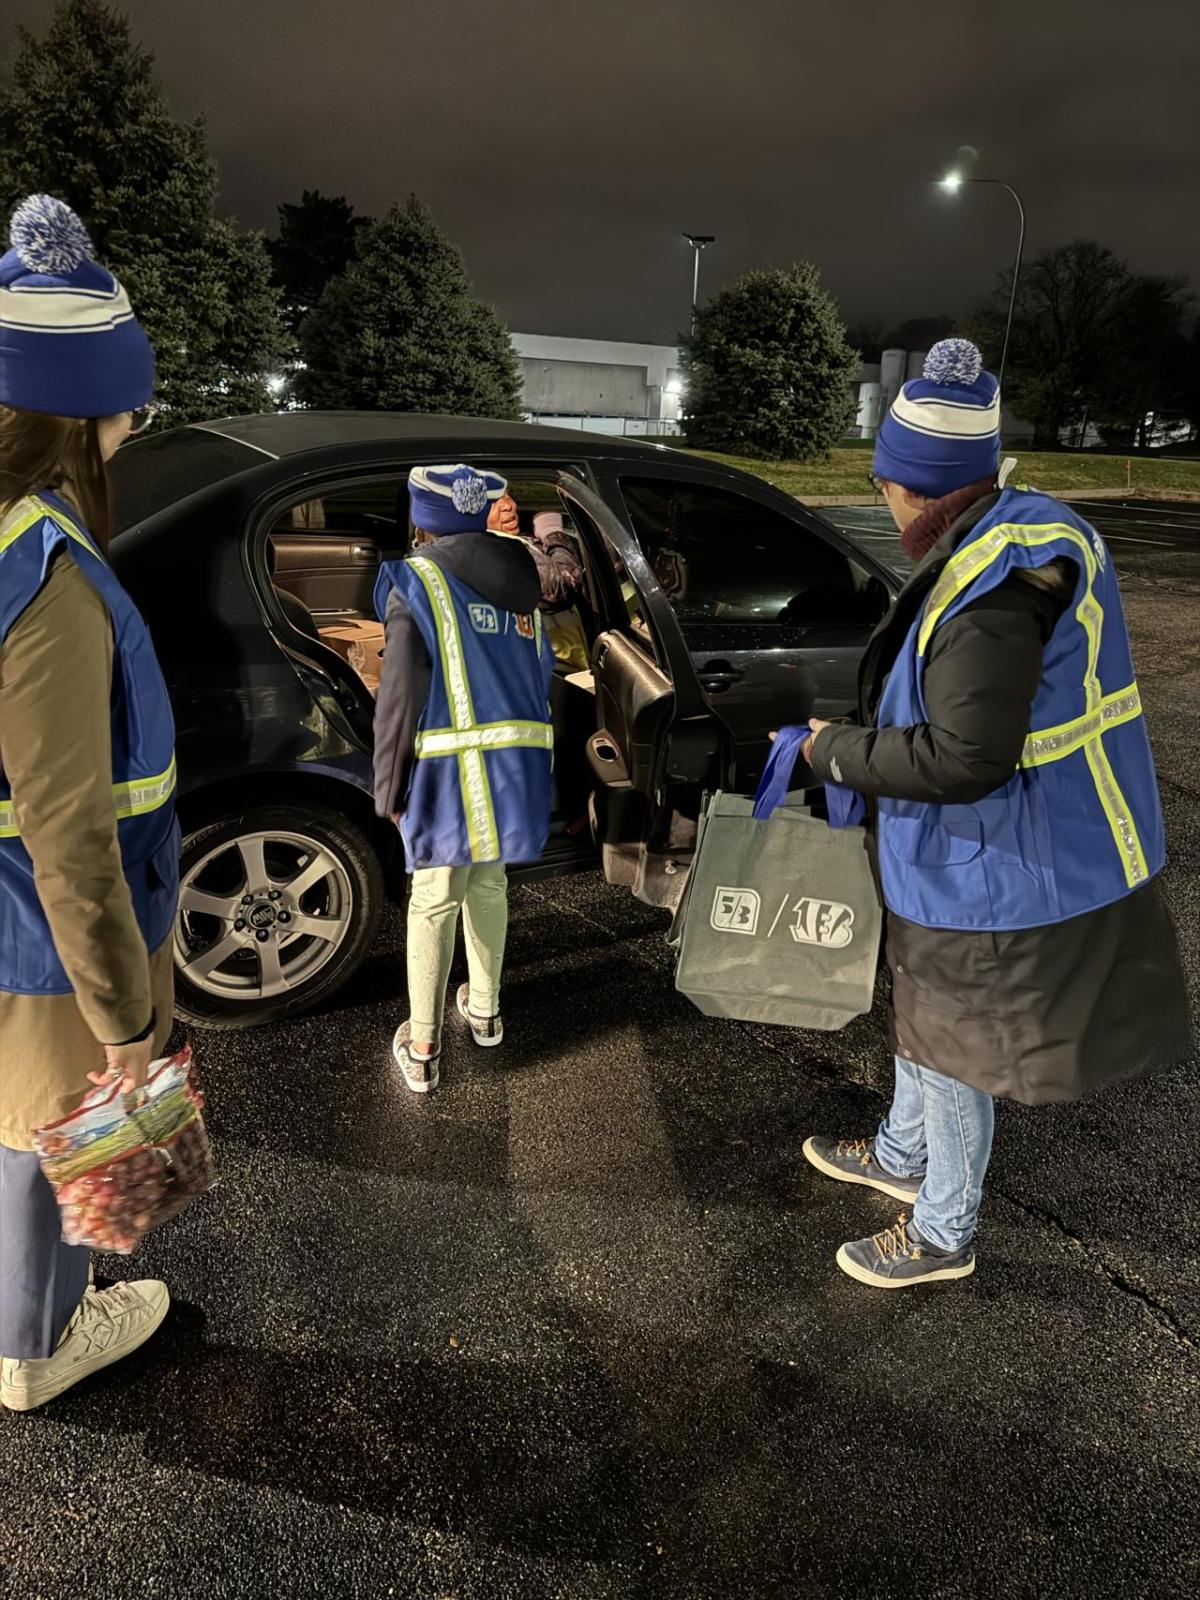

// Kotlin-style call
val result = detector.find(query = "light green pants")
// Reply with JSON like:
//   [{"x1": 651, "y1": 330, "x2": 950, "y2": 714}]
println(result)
[{"x1": 407, "y1": 864, "x2": 509, "y2": 1047}]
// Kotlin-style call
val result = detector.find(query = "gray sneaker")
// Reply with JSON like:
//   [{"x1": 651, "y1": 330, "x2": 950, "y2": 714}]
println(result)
[
  {"x1": 802, "y1": 1136, "x2": 922, "y2": 1204},
  {"x1": 455, "y1": 984, "x2": 504, "y2": 1048},
  {"x1": 392, "y1": 1021, "x2": 440, "y2": 1094},
  {"x1": 836, "y1": 1212, "x2": 976, "y2": 1289}
]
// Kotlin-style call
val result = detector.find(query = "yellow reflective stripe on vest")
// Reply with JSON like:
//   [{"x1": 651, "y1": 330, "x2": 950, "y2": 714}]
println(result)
[
  {"x1": 1021, "y1": 684, "x2": 1142, "y2": 768},
  {"x1": 416, "y1": 721, "x2": 554, "y2": 758},
  {"x1": 0, "y1": 758, "x2": 176, "y2": 840},
  {"x1": 0, "y1": 496, "x2": 99, "y2": 564},
  {"x1": 408, "y1": 557, "x2": 500, "y2": 862},
  {"x1": 917, "y1": 521, "x2": 1149, "y2": 889}
]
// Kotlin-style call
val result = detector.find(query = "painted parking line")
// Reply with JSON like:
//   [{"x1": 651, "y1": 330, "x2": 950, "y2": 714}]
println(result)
[{"x1": 1102, "y1": 534, "x2": 1176, "y2": 548}]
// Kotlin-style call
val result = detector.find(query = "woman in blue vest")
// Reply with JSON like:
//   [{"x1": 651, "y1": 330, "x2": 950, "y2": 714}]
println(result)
[
  {"x1": 374, "y1": 464, "x2": 555, "y2": 1093},
  {"x1": 799, "y1": 339, "x2": 1190, "y2": 1289},
  {"x1": 0, "y1": 197, "x2": 177, "y2": 1407}
]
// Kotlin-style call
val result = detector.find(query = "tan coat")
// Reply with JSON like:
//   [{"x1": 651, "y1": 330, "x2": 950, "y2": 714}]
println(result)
[{"x1": 0, "y1": 543, "x2": 174, "y2": 1150}]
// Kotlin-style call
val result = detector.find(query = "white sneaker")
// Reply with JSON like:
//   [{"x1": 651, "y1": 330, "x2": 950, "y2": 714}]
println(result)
[
  {"x1": 1, "y1": 1279, "x2": 170, "y2": 1412},
  {"x1": 455, "y1": 984, "x2": 504, "y2": 1048}
]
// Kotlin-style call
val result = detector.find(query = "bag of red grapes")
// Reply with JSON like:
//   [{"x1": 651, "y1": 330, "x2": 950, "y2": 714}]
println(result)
[{"x1": 34, "y1": 1045, "x2": 215, "y2": 1255}]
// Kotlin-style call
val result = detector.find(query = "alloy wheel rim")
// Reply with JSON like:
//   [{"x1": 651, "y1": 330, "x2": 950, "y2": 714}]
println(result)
[{"x1": 175, "y1": 829, "x2": 353, "y2": 1001}]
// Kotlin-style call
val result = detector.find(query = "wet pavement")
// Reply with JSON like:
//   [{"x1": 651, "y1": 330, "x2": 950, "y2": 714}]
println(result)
[{"x1": 1, "y1": 503, "x2": 1197, "y2": 1599}]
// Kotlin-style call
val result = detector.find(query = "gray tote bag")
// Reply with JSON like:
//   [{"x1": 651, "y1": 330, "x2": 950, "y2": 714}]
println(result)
[{"x1": 669, "y1": 792, "x2": 883, "y2": 1030}]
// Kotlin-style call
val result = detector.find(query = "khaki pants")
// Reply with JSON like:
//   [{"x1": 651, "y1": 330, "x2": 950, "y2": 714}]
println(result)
[{"x1": 407, "y1": 864, "x2": 508, "y2": 1047}]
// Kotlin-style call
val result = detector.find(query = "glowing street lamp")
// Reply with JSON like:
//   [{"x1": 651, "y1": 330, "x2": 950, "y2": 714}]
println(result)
[{"x1": 939, "y1": 172, "x2": 1026, "y2": 391}]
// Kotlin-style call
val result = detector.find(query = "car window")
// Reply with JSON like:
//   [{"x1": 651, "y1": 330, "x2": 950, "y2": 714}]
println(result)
[
  {"x1": 271, "y1": 479, "x2": 407, "y2": 547},
  {"x1": 619, "y1": 476, "x2": 884, "y2": 630}
]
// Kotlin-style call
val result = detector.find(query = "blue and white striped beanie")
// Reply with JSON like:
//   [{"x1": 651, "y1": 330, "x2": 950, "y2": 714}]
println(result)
[
  {"x1": 408, "y1": 463, "x2": 508, "y2": 535},
  {"x1": 0, "y1": 194, "x2": 154, "y2": 419},
  {"x1": 873, "y1": 339, "x2": 1000, "y2": 499}
]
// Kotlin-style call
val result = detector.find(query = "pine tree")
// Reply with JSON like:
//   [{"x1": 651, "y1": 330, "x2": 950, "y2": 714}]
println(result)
[
  {"x1": 297, "y1": 196, "x2": 520, "y2": 419},
  {"x1": 0, "y1": 0, "x2": 288, "y2": 421},
  {"x1": 681, "y1": 265, "x2": 858, "y2": 460},
  {"x1": 268, "y1": 190, "x2": 369, "y2": 335}
]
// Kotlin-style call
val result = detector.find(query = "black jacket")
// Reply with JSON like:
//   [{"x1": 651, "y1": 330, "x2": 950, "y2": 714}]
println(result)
[
  {"x1": 810, "y1": 499, "x2": 1191, "y2": 1104},
  {"x1": 373, "y1": 533, "x2": 541, "y2": 821}
]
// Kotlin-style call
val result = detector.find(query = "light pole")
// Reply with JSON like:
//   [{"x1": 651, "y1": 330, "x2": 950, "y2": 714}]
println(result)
[
  {"x1": 940, "y1": 173, "x2": 1026, "y2": 393},
  {"x1": 683, "y1": 233, "x2": 715, "y2": 335}
]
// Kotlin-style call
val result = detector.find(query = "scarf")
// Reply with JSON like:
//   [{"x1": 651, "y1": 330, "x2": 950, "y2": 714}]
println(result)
[{"x1": 900, "y1": 476, "x2": 998, "y2": 564}]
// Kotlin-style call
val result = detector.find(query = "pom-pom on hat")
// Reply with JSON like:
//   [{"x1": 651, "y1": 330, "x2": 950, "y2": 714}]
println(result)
[
  {"x1": 408, "y1": 463, "x2": 509, "y2": 535},
  {"x1": 0, "y1": 194, "x2": 155, "y2": 419},
  {"x1": 872, "y1": 338, "x2": 1000, "y2": 500}
]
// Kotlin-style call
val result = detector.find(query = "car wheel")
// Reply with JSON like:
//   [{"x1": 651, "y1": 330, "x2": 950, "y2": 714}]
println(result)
[{"x1": 173, "y1": 802, "x2": 384, "y2": 1030}]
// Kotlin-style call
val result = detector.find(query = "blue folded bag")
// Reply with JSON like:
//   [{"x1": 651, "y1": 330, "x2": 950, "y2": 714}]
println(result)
[{"x1": 753, "y1": 724, "x2": 865, "y2": 828}]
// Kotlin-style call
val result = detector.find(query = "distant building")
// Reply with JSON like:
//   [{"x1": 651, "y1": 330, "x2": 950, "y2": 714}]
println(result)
[
  {"x1": 511, "y1": 334, "x2": 1030, "y2": 444},
  {"x1": 512, "y1": 333, "x2": 683, "y2": 436}
]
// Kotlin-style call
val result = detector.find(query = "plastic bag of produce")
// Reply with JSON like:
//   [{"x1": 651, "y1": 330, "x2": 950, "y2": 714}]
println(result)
[{"x1": 34, "y1": 1045, "x2": 215, "y2": 1254}]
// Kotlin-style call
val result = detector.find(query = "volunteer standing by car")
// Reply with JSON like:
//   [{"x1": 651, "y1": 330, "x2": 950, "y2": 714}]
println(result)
[
  {"x1": 374, "y1": 464, "x2": 555, "y2": 1093},
  {"x1": 0, "y1": 196, "x2": 176, "y2": 1409},
  {"x1": 800, "y1": 339, "x2": 1190, "y2": 1289}
]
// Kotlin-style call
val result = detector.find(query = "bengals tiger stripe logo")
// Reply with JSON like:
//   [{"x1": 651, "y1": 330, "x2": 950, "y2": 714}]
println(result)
[{"x1": 515, "y1": 613, "x2": 535, "y2": 639}]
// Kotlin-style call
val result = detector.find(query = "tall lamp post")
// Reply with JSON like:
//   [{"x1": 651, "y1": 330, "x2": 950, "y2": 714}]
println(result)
[
  {"x1": 940, "y1": 173, "x2": 1025, "y2": 392},
  {"x1": 683, "y1": 232, "x2": 715, "y2": 335}
]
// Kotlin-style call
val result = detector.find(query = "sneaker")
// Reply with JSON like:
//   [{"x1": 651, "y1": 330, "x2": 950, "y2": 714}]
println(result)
[
  {"x1": 455, "y1": 984, "x2": 504, "y2": 1048},
  {"x1": 802, "y1": 1136, "x2": 922, "y2": 1204},
  {"x1": 836, "y1": 1212, "x2": 975, "y2": 1290},
  {"x1": 392, "y1": 1021, "x2": 440, "y2": 1094},
  {"x1": 1, "y1": 1279, "x2": 170, "y2": 1412}
]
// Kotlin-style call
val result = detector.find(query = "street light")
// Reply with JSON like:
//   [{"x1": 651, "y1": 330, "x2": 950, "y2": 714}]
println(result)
[
  {"x1": 683, "y1": 233, "x2": 715, "y2": 336},
  {"x1": 939, "y1": 172, "x2": 1026, "y2": 393}
]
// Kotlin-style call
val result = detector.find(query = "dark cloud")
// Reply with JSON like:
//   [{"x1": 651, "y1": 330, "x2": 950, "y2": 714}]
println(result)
[{"x1": 5, "y1": 0, "x2": 1198, "y2": 340}]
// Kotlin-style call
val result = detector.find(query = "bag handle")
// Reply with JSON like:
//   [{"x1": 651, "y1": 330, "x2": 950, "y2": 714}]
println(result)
[
  {"x1": 753, "y1": 726, "x2": 810, "y2": 820},
  {"x1": 753, "y1": 724, "x2": 865, "y2": 829}
]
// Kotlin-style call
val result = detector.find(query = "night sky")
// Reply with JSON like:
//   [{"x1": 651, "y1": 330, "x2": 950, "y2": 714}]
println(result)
[{"x1": 4, "y1": 0, "x2": 1198, "y2": 344}]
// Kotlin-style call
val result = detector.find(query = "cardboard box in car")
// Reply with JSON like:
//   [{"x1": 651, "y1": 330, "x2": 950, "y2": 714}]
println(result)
[{"x1": 320, "y1": 619, "x2": 385, "y2": 695}]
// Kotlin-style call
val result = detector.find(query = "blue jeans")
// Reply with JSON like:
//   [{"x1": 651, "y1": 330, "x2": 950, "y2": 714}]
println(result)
[
  {"x1": 0, "y1": 1144, "x2": 90, "y2": 1359},
  {"x1": 873, "y1": 1056, "x2": 995, "y2": 1252}
]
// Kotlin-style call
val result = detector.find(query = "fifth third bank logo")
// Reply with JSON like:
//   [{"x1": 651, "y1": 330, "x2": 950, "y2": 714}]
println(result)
[{"x1": 710, "y1": 886, "x2": 760, "y2": 936}]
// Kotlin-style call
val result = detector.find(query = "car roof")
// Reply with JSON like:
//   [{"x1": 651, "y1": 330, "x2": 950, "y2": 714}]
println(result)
[{"x1": 190, "y1": 410, "x2": 682, "y2": 462}]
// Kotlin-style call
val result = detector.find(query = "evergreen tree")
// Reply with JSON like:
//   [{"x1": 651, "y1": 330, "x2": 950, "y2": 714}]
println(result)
[
  {"x1": 268, "y1": 190, "x2": 369, "y2": 334},
  {"x1": 681, "y1": 265, "x2": 858, "y2": 460},
  {"x1": 297, "y1": 196, "x2": 520, "y2": 418},
  {"x1": 0, "y1": 0, "x2": 288, "y2": 421}
]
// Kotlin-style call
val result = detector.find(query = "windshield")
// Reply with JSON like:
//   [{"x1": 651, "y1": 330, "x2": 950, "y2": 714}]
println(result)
[{"x1": 110, "y1": 427, "x2": 262, "y2": 532}]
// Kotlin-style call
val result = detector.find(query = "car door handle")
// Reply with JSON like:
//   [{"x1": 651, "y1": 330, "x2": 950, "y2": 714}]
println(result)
[{"x1": 699, "y1": 661, "x2": 744, "y2": 692}]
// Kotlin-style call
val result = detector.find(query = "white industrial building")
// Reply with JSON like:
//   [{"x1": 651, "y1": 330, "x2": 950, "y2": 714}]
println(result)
[
  {"x1": 511, "y1": 334, "x2": 1024, "y2": 442},
  {"x1": 512, "y1": 333, "x2": 684, "y2": 436}
]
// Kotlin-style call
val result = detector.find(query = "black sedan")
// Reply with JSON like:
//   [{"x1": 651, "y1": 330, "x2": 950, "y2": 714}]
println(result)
[{"x1": 110, "y1": 412, "x2": 896, "y2": 1029}]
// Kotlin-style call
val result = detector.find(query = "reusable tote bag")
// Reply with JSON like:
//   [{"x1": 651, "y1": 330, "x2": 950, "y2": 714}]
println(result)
[{"x1": 670, "y1": 727, "x2": 882, "y2": 1029}]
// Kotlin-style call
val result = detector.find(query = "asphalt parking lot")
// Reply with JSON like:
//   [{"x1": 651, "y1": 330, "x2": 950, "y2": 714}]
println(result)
[{"x1": 1, "y1": 501, "x2": 1197, "y2": 1600}]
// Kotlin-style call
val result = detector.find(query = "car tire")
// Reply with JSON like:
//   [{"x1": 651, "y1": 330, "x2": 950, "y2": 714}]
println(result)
[{"x1": 173, "y1": 801, "x2": 385, "y2": 1030}]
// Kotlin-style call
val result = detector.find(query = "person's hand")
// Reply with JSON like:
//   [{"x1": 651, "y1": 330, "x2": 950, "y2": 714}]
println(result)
[
  {"x1": 89, "y1": 1035, "x2": 155, "y2": 1096},
  {"x1": 801, "y1": 718, "x2": 833, "y2": 763},
  {"x1": 488, "y1": 494, "x2": 520, "y2": 535}
]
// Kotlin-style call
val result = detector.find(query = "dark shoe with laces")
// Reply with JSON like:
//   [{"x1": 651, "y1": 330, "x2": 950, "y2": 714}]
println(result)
[
  {"x1": 802, "y1": 1136, "x2": 922, "y2": 1204},
  {"x1": 836, "y1": 1212, "x2": 975, "y2": 1289}
]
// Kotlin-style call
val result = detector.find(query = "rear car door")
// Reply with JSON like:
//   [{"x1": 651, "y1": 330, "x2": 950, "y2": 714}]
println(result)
[
  {"x1": 556, "y1": 475, "x2": 731, "y2": 907},
  {"x1": 600, "y1": 463, "x2": 893, "y2": 793}
]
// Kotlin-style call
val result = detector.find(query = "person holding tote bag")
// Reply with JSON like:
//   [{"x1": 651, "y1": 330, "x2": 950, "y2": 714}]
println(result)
[
  {"x1": 0, "y1": 196, "x2": 176, "y2": 1409},
  {"x1": 800, "y1": 340, "x2": 1190, "y2": 1290}
]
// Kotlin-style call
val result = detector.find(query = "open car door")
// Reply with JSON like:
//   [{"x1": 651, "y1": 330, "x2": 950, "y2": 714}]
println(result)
[{"x1": 555, "y1": 474, "x2": 733, "y2": 908}]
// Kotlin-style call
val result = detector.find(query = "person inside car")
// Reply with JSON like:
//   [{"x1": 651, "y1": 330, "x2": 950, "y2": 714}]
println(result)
[
  {"x1": 0, "y1": 196, "x2": 175, "y2": 1409},
  {"x1": 374, "y1": 465, "x2": 555, "y2": 1093},
  {"x1": 799, "y1": 339, "x2": 1190, "y2": 1290}
]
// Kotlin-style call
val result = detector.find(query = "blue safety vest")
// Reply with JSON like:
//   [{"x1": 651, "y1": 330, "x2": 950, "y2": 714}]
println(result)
[
  {"x1": 376, "y1": 553, "x2": 554, "y2": 870},
  {"x1": 876, "y1": 486, "x2": 1165, "y2": 931},
  {"x1": 0, "y1": 493, "x2": 179, "y2": 995}
]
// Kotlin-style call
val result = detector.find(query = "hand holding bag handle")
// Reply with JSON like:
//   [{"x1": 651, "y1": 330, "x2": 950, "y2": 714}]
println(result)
[{"x1": 754, "y1": 724, "x2": 865, "y2": 828}]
